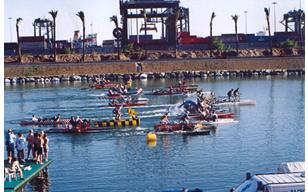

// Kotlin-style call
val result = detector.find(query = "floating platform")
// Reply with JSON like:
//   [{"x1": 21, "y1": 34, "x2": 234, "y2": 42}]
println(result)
[{"x1": 4, "y1": 160, "x2": 52, "y2": 192}]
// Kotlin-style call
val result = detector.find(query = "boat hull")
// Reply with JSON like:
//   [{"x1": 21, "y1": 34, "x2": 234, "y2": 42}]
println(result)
[
  {"x1": 19, "y1": 119, "x2": 70, "y2": 126},
  {"x1": 154, "y1": 123, "x2": 216, "y2": 132},
  {"x1": 94, "y1": 118, "x2": 140, "y2": 127}
]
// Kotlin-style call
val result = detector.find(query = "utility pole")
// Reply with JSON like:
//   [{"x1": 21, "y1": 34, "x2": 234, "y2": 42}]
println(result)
[
  {"x1": 272, "y1": 2, "x2": 277, "y2": 33},
  {"x1": 244, "y1": 11, "x2": 248, "y2": 34},
  {"x1": 8, "y1": 17, "x2": 12, "y2": 42}
]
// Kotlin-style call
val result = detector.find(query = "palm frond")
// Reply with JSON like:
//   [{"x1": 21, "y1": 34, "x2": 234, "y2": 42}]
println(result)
[
  {"x1": 264, "y1": 8, "x2": 270, "y2": 17},
  {"x1": 16, "y1": 18, "x2": 22, "y2": 25},
  {"x1": 110, "y1": 15, "x2": 118, "y2": 28},
  {"x1": 231, "y1": 14, "x2": 239, "y2": 22},
  {"x1": 76, "y1": 11, "x2": 85, "y2": 22},
  {"x1": 49, "y1": 10, "x2": 58, "y2": 19}
]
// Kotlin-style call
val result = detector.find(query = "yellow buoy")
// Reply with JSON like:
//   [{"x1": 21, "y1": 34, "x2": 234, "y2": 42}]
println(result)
[
  {"x1": 146, "y1": 132, "x2": 157, "y2": 142},
  {"x1": 147, "y1": 140, "x2": 157, "y2": 147}
]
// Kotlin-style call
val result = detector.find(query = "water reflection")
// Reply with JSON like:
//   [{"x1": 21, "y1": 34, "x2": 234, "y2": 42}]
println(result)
[{"x1": 19, "y1": 168, "x2": 50, "y2": 192}]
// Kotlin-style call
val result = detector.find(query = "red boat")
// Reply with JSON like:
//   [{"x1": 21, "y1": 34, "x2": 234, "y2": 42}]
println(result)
[
  {"x1": 217, "y1": 113, "x2": 235, "y2": 118},
  {"x1": 95, "y1": 83, "x2": 119, "y2": 89},
  {"x1": 46, "y1": 122, "x2": 91, "y2": 133},
  {"x1": 188, "y1": 113, "x2": 235, "y2": 120},
  {"x1": 154, "y1": 123, "x2": 216, "y2": 132},
  {"x1": 19, "y1": 119, "x2": 70, "y2": 126}
]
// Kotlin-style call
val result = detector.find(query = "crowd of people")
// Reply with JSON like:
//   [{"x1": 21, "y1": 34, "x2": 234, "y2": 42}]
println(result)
[
  {"x1": 3, "y1": 129, "x2": 46, "y2": 180},
  {"x1": 5, "y1": 129, "x2": 49, "y2": 165}
]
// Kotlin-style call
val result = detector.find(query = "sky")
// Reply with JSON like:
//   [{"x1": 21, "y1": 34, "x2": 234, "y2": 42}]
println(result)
[{"x1": 4, "y1": 0, "x2": 305, "y2": 44}]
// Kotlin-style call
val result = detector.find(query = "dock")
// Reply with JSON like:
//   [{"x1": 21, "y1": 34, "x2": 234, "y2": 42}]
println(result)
[{"x1": 4, "y1": 160, "x2": 52, "y2": 192}]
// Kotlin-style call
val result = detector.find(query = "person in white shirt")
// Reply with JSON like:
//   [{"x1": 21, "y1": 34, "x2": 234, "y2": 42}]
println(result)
[{"x1": 32, "y1": 115, "x2": 39, "y2": 122}]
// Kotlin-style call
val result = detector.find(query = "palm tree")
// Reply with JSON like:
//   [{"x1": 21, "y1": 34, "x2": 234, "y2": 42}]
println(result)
[
  {"x1": 76, "y1": 11, "x2": 85, "y2": 62},
  {"x1": 209, "y1": 12, "x2": 216, "y2": 57},
  {"x1": 231, "y1": 14, "x2": 239, "y2": 55},
  {"x1": 110, "y1": 15, "x2": 120, "y2": 60},
  {"x1": 264, "y1": 8, "x2": 273, "y2": 55},
  {"x1": 173, "y1": 8, "x2": 181, "y2": 58},
  {"x1": 16, "y1": 18, "x2": 22, "y2": 63},
  {"x1": 49, "y1": 10, "x2": 58, "y2": 62},
  {"x1": 142, "y1": 9, "x2": 148, "y2": 59}
]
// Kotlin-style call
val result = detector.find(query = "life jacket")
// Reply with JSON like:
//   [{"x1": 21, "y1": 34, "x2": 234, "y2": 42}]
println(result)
[{"x1": 160, "y1": 115, "x2": 167, "y2": 120}]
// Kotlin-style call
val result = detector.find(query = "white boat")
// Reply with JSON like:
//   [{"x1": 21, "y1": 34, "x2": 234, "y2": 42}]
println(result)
[
  {"x1": 203, "y1": 118, "x2": 239, "y2": 125},
  {"x1": 232, "y1": 162, "x2": 305, "y2": 192},
  {"x1": 214, "y1": 99, "x2": 256, "y2": 106}
]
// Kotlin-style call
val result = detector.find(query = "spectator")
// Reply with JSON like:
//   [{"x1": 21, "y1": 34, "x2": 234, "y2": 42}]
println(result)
[
  {"x1": 5, "y1": 129, "x2": 16, "y2": 164},
  {"x1": 26, "y1": 129, "x2": 34, "y2": 160},
  {"x1": 16, "y1": 132, "x2": 26, "y2": 163},
  {"x1": 43, "y1": 133, "x2": 49, "y2": 161}
]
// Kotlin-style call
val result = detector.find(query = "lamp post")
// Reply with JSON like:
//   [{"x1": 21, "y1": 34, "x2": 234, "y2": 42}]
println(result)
[
  {"x1": 244, "y1": 11, "x2": 248, "y2": 34},
  {"x1": 272, "y1": 2, "x2": 277, "y2": 33},
  {"x1": 8, "y1": 17, "x2": 12, "y2": 42}
]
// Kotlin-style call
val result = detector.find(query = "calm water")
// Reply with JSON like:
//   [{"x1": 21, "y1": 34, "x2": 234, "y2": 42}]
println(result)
[{"x1": 4, "y1": 76, "x2": 305, "y2": 192}]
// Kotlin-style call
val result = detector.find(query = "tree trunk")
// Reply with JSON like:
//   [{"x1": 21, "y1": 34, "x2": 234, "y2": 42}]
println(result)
[
  {"x1": 210, "y1": 22, "x2": 213, "y2": 57},
  {"x1": 53, "y1": 19, "x2": 57, "y2": 62},
  {"x1": 235, "y1": 23, "x2": 239, "y2": 55},
  {"x1": 16, "y1": 25, "x2": 21, "y2": 63},
  {"x1": 82, "y1": 22, "x2": 85, "y2": 62},
  {"x1": 266, "y1": 19, "x2": 273, "y2": 55}
]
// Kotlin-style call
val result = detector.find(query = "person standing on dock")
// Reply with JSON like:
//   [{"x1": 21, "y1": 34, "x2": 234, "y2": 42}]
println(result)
[
  {"x1": 5, "y1": 129, "x2": 16, "y2": 164},
  {"x1": 16, "y1": 132, "x2": 26, "y2": 163},
  {"x1": 26, "y1": 129, "x2": 34, "y2": 161},
  {"x1": 35, "y1": 133, "x2": 44, "y2": 164},
  {"x1": 43, "y1": 133, "x2": 49, "y2": 161}
]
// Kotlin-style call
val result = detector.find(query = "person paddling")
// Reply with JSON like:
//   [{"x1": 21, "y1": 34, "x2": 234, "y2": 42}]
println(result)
[
  {"x1": 227, "y1": 88, "x2": 234, "y2": 102},
  {"x1": 113, "y1": 106, "x2": 122, "y2": 120},
  {"x1": 233, "y1": 88, "x2": 240, "y2": 102},
  {"x1": 53, "y1": 114, "x2": 60, "y2": 123},
  {"x1": 160, "y1": 113, "x2": 170, "y2": 125}
]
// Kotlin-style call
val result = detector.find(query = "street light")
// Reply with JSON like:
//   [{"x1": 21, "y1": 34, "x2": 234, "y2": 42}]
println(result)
[
  {"x1": 272, "y1": 2, "x2": 277, "y2": 33},
  {"x1": 8, "y1": 17, "x2": 12, "y2": 42},
  {"x1": 244, "y1": 11, "x2": 248, "y2": 34}
]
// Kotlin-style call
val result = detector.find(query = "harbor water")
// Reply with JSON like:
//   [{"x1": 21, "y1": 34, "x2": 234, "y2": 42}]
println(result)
[{"x1": 4, "y1": 76, "x2": 304, "y2": 192}]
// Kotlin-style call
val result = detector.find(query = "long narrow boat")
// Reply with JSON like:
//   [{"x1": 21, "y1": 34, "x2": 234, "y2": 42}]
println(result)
[
  {"x1": 213, "y1": 99, "x2": 256, "y2": 106},
  {"x1": 19, "y1": 119, "x2": 70, "y2": 126},
  {"x1": 188, "y1": 112, "x2": 235, "y2": 120},
  {"x1": 156, "y1": 128, "x2": 211, "y2": 136},
  {"x1": 94, "y1": 118, "x2": 140, "y2": 128},
  {"x1": 45, "y1": 119, "x2": 140, "y2": 133},
  {"x1": 154, "y1": 123, "x2": 216, "y2": 132},
  {"x1": 94, "y1": 83, "x2": 119, "y2": 89},
  {"x1": 203, "y1": 118, "x2": 239, "y2": 125},
  {"x1": 107, "y1": 88, "x2": 143, "y2": 97},
  {"x1": 101, "y1": 102, "x2": 147, "y2": 107}
]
